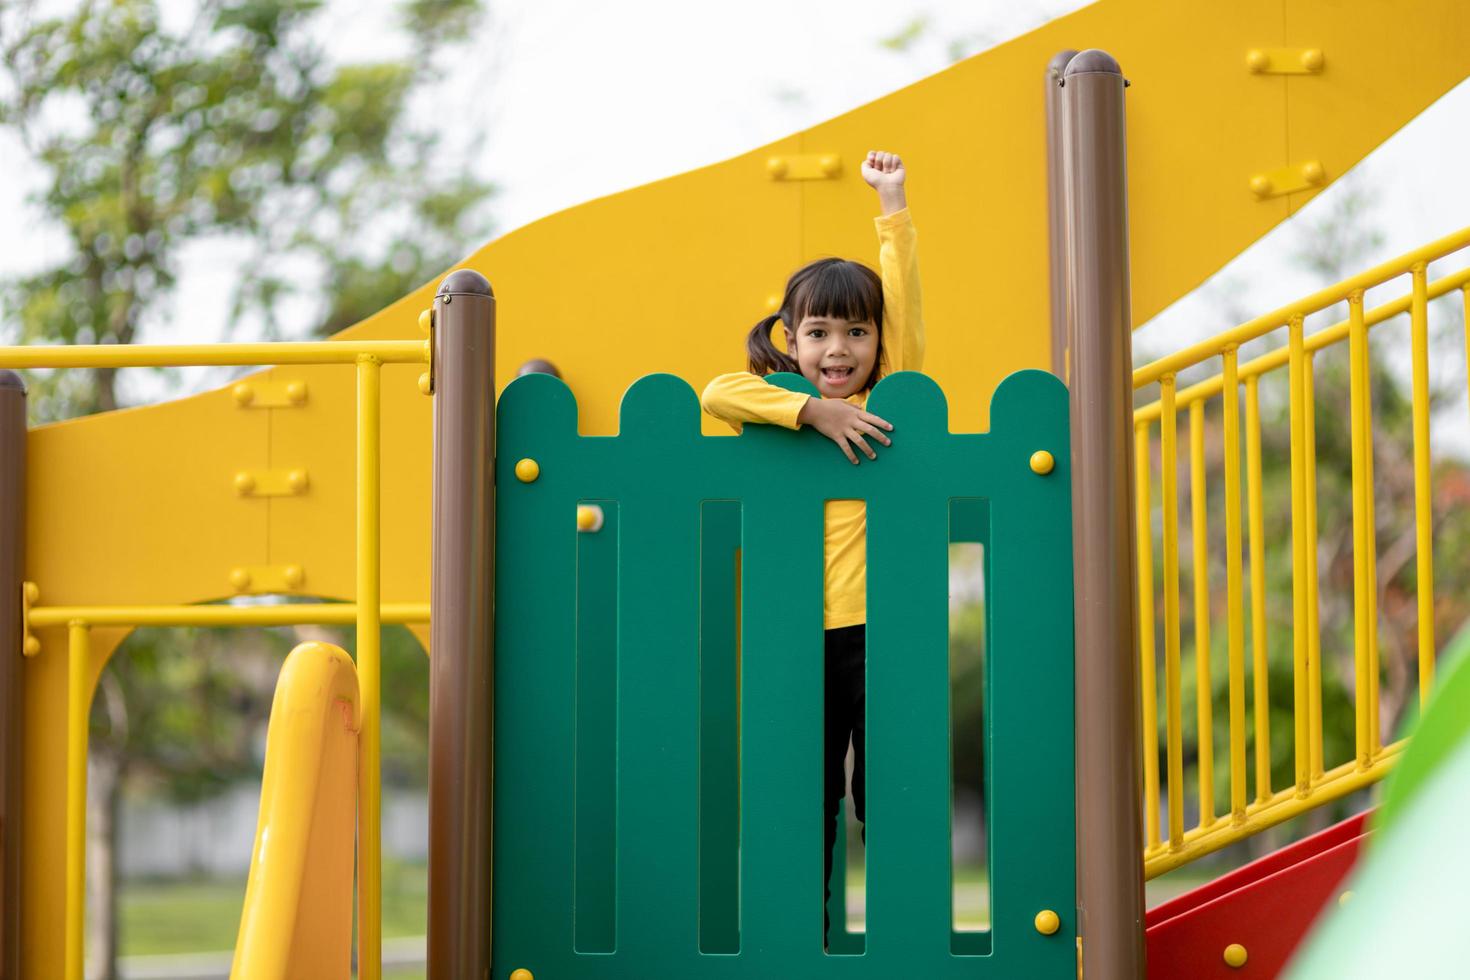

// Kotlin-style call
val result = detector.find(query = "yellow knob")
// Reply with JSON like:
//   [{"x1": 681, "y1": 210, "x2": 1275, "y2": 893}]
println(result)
[
  {"x1": 23, "y1": 582, "x2": 39, "y2": 604},
  {"x1": 234, "y1": 472, "x2": 256, "y2": 495},
  {"x1": 515, "y1": 458, "x2": 540, "y2": 483},
  {"x1": 819, "y1": 154, "x2": 841, "y2": 176},
  {"x1": 509, "y1": 970, "x2": 534, "y2": 980},
  {"x1": 1300, "y1": 48, "x2": 1324, "y2": 71},
  {"x1": 418, "y1": 308, "x2": 433, "y2": 334},
  {"x1": 286, "y1": 381, "x2": 307, "y2": 404},
  {"x1": 1034, "y1": 909, "x2": 1060, "y2": 935},
  {"x1": 232, "y1": 383, "x2": 254, "y2": 406},
  {"x1": 283, "y1": 565, "x2": 304, "y2": 589},
  {"x1": 23, "y1": 636, "x2": 40, "y2": 657},
  {"x1": 1249, "y1": 175, "x2": 1272, "y2": 198},
  {"x1": 1302, "y1": 160, "x2": 1325, "y2": 185},
  {"x1": 1245, "y1": 49, "x2": 1268, "y2": 73},
  {"x1": 1029, "y1": 450, "x2": 1055, "y2": 475},
  {"x1": 229, "y1": 568, "x2": 252, "y2": 592},
  {"x1": 287, "y1": 469, "x2": 309, "y2": 492},
  {"x1": 418, "y1": 371, "x2": 433, "y2": 395},
  {"x1": 766, "y1": 156, "x2": 788, "y2": 178},
  {"x1": 1223, "y1": 943, "x2": 1248, "y2": 968},
  {"x1": 577, "y1": 505, "x2": 597, "y2": 531}
]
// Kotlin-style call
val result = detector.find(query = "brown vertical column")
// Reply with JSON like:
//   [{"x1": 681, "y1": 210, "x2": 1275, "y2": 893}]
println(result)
[
  {"x1": 427, "y1": 270, "x2": 496, "y2": 980},
  {"x1": 0, "y1": 371, "x2": 25, "y2": 980},
  {"x1": 1060, "y1": 50, "x2": 1147, "y2": 978},
  {"x1": 1045, "y1": 49, "x2": 1079, "y2": 380}
]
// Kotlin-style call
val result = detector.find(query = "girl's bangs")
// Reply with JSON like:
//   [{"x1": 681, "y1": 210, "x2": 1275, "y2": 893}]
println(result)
[{"x1": 795, "y1": 261, "x2": 882, "y2": 325}]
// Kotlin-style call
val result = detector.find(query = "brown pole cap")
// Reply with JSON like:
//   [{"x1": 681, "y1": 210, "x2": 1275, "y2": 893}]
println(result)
[
  {"x1": 437, "y1": 269, "x2": 494, "y2": 299},
  {"x1": 0, "y1": 371, "x2": 24, "y2": 393}
]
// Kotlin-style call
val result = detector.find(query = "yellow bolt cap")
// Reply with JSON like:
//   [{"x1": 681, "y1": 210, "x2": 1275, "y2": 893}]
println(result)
[
  {"x1": 234, "y1": 472, "x2": 256, "y2": 494},
  {"x1": 1302, "y1": 160, "x2": 1325, "y2": 185},
  {"x1": 819, "y1": 154, "x2": 840, "y2": 176},
  {"x1": 1249, "y1": 175, "x2": 1272, "y2": 197},
  {"x1": 1300, "y1": 48, "x2": 1324, "y2": 71},
  {"x1": 1245, "y1": 49, "x2": 1268, "y2": 72},
  {"x1": 1030, "y1": 450, "x2": 1055, "y2": 475},
  {"x1": 23, "y1": 582, "x2": 39, "y2": 604},
  {"x1": 229, "y1": 568, "x2": 252, "y2": 592},
  {"x1": 418, "y1": 308, "x2": 433, "y2": 334},
  {"x1": 23, "y1": 636, "x2": 40, "y2": 657},
  {"x1": 288, "y1": 470, "x2": 309, "y2": 492},
  {"x1": 577, "y1": 505, "x2": 597, "y2": 531},
  {"x1": 766, "y1": 157, "x2": 787, "y2": 178},
  {"x1": 286, "y1": 381, "x2": 307, "y2": 404},
  {"x1": 1223, "y1": 943, "x2": 1248, "y2": 968},
  {"x1": 1034, "y1": 909, "x2": 1060, "y2": 935},
  {"x1": 509, "y1": 970, "x2": 534, "y2": 980},
  {"x1": 418, "y1": 371, "x2": 433, "y2": 395},
  {"x1": 515, "y1": 458, "x2": 540, "y2": 483},
  {"x1": 283, "y1": 565, "x2": 304, "y2": 589},
  {"x1": 232, "y1": 383, "x2": 254, "y2": 406}
]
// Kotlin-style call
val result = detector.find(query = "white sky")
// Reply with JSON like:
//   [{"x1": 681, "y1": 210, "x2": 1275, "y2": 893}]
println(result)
[{"x1": 2, "y1": 0, "x2": 1468, "y2": 412}]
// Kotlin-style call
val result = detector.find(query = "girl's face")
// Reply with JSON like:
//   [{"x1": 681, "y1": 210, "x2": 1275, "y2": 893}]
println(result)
[{"x1": 787, "y1": 315, "x2": 878, "y2": 399}]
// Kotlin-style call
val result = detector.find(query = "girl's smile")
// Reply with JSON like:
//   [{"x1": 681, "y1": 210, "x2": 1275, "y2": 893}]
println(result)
[{"x1": 790, "y1": 316, "x2": 878, "y2": 399}]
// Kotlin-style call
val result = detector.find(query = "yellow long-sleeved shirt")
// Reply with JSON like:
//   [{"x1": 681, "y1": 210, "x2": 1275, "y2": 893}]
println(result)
[{"x1": 701, "y1": 207, "x2": 924, "y2": 629}]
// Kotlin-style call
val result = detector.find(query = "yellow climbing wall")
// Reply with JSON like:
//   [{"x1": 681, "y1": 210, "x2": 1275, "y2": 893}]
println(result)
[{"x1": 18, "y1": 0, "x2": 1470, "y2": 969}]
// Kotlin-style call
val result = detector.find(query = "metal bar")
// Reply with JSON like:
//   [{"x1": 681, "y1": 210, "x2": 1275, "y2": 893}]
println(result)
[
  {"x1": 1133, "y1": 266, "x2": 1470, "y2": 422},
  {"x1": 1245, "y1": 377, "x2": 1271, "y2": 802},
  {"x1": 427, "y1": 271, "x2": 496, "y2": 979},
  {"x1": 1143, "y1": 740, "x2": 1405, "y2": 879},
  {"x1": 0, "y1": 339, "x2": 427, "y2": 370},
  {"x1": 28, "y1": 602, "x2": 429, "y2": 629},
  {"x1": 1348, "y1": 292, "x2": 1371, "y2": 769},
  {"x1": 1135, "y1": 421, "x2": 1160, "y2": 850},
  {"x1": 1409, "y1": 263, "x2": 1436, "y2": 704},
  {"x1": 1132, "y1": 226, "x2": 1470, "y2": 388},
  {"x1": 1189, "y1": 399, "x2": 1214, "y2": 828},
  {"x1": 1303, "y1": 353, "x2": 1324, "y2": 780},
  {"x1": 0, "y1": 371, "x2": 23, "y2": 980},
  {"x1": 1045, "y1": 48, "x2": 1078, "y2": 379},
  {"x1": 1160, "y1": 377, "x2": 1184, "y2": 848},
  {"x1": 1288, "y1": 316, "x2": 1309, "y2": 793},
  {"x1": 1222, "y1": 349, "x2": 1247, "y2": 820},
  {"x1": 1362, "y1": 316, "x2": 1381, "y2": 755},
  {"x1": 64, "y1": 621, "x2": 90, "y2": 980},
  {"x1": 1060, "y1": 48, "x2": 1145, "y2": 978},
  {"x1": 356, "y1": 355, "x2": 383, "y2": 980}
]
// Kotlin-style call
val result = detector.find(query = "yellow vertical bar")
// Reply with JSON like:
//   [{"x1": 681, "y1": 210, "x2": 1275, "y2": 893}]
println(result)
[
  {"x1": 357, "y1": 355, "x2": 382, "y2": 980},
  {"x1": 1287, "y1": 315, "x2": 1309, "y2": 794},
  {"x1": 1189, "y1": 399, "x2": 1214, "y2": 828},
  {"x1": 1222, "y1": 347, "x2": 1247, "y2": 820},
  {"x1": 1463, "y1": 284, "x2": 1470, "y2": 432},
  {"x1": 1362, "y1": 313, "x2": 1381, "y2": 756},
  {"x1": 1348, "y1": 291, "x2": 1371, "y2": 769},
  {"x1": 1409, "y1": 263, "x2": 1436, "y2": 705},
  {"x1": 1303, "y1": 352, "x2": 1324, "y2": 780},
  {"x1": 1135, "y1": 420, "x2": 1160, "y2": 849},
  {"x1": 1245, "y1": 375, "x2": 1271, "y2": 803},
  {"x1": 65, "y1": 621, "x2": 90, "y2": 980},
  {"x1": 1160, "y1": 376, "x2": 1184, "y2": 848}
]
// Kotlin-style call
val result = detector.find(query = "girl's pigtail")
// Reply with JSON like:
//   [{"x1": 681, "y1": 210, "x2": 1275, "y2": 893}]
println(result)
[{"x1": 745, "y1": 313, "x2": 801, "y2": 377}]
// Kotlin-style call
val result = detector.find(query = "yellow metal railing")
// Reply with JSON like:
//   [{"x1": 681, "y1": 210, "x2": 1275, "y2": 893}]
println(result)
[
  {"x1": 1132, "y1": 226, "x2": 1470, "y2": 878},
  {"x1": 0, "y1": 339, "x2": 429, "y2": 980}
]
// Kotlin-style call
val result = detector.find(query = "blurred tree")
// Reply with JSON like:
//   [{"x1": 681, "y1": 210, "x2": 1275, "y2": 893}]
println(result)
[{"x1": 0, "y1": 1, "x2": 488, "y2": 973}]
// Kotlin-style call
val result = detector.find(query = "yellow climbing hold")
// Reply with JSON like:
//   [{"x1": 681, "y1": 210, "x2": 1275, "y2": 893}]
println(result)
[
  {"x1": 1030, "y1": 450, "x2": 1055, "y2": 475},
  {"x1": 515, "y1": 458, "x2": 540, "y2": 483},
  {"x1": 1223, "y1": 943, "x2": 1248, "y2": 968},
  {"x1": 1034, "y1": 909, "x2": 1060, "y2": 935}
]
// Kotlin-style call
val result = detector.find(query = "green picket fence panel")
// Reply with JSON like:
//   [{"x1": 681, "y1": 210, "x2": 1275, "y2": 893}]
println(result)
[{"x1": 492, "y1": 369, "x2": 1076, "y2": 978}]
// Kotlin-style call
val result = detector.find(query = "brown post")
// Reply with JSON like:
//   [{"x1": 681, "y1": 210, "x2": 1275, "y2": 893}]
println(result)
[
  {"x1": 1059, "y1": 50, "x2": 1147, "y2": 977},
  {"x1": 1045, "y1": 49, "x2": 1079, "y2": 380},
  {"x1": 0, "y1": 371, "x2": 24, "y2": 980},
  {"x1": 427, "y1": 270, "x2": 496, "y2": 979}
]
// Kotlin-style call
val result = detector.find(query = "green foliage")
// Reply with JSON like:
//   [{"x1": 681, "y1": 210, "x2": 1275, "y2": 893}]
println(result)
[{"x1": 0, "y1": 0, "x2": 495, "y2": 418}]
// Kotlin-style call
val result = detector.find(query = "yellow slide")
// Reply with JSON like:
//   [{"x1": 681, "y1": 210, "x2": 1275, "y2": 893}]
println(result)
[{"x1": 231, "y1": 642, "x2": 361, "y2": 980}]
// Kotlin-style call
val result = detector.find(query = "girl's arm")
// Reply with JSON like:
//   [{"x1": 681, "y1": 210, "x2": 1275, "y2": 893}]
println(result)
[
  {"x1": 862, "y1": 151, "x2": 924, "y2": 375},
  {"x1": 700, "y1": 371, "x2": 809, "y2": 433}
]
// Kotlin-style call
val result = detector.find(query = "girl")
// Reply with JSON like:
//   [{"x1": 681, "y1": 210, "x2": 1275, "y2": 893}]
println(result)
[{"x1": 700, "y1": 150, "x2": 922, "y2": 946}]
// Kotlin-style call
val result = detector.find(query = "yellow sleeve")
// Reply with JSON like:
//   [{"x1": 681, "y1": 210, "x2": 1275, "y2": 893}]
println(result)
[
  {"x1": 701, "y1": 372, "x2": 810, "y2": 433},
  {"x1": 875, "y1": 207, "x2": 924, "y2": 374}
]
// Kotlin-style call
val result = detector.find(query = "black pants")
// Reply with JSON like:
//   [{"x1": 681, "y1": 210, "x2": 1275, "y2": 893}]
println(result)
[{"x1": 823, "y1": 624, "x2": 866, "y2": 944}]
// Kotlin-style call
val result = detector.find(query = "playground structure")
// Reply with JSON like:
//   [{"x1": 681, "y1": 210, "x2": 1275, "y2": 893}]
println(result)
[{"x1": 2, "y1": 0, "x2": 1470, "y2": 976}]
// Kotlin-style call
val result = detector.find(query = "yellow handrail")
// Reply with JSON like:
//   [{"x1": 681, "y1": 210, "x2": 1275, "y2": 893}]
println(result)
[
  {"x1": 1133, "y1": 230, "x2": 1470, "y2": 878},
  {"x1": 0, "y1": 339, "x2": 428, "y2": 369}
]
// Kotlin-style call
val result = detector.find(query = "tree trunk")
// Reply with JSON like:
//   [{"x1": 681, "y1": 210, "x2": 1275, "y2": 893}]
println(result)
[{"x1": 85, "y1": 752, "x2": 122, "y2": 980}]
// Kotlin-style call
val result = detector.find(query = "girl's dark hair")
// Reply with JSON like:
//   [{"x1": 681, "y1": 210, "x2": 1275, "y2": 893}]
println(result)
[{"x1": 745, "y1": 257, "x2": 885, "y2": 390}]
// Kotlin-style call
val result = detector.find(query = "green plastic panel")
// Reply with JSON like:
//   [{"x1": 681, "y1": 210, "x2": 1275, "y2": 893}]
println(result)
[{"x1": 492, "y1": 369, "x2": 1077, "y2": 978}]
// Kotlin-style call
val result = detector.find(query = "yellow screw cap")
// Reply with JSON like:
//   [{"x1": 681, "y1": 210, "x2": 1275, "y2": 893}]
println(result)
[
  {"x1": 1034, "y1": 909, "x2": 1060, "y2": 935},
  {"x1": 1300, "y1": 48, "x2": 1324, "y2": 71},
  {"x1": 1249, "y1": 175, "x2": 1273, "y2": 198},
  {"x1": 234, "y1": 472, "x2": 256, "y2": 495},
  {"x1": 283, "y1": 565, "x2": 304, "y2": 589},
  {"x1": 819, "y1": 154, "x2": 841, "y2": 176},
  {"x1": 23, "y1": 582, "x2": 39, "y2": 604},
  {"x1": 229, "y1": 568, "x2": 252, "y2": 592},
  {"x1": 509, "y1": 971, "x2": 534, "y2": 980},
  {"x1": 577, "y1": 505, "x2": 597, "y2": 531},
  {"x1": 515, "y1": 458, "x2": 540, "y2": 483},
  {"x1": 23, "y1": 636, "x2": 40, "y2": 657},
  {"x1": 766, "y1": 157, "x2": 787, "y2": 178},
  {"x1": 1245, "y1": 49, "x2": 1268, "y2": 72},
  {"x1": 286, "y1": 380, "x2": 307, "y2": 404},
  {"x1": 1302, "y1": 160, "x2": 1325, "y2": 185},
  {"x1": 1029, "y1": 450, "x2": 1055, "y2": 475},
  {"x1": 418, "y1": 371, "x2": 433, "y2": 395},
  {"x1": 231, "y1": 383, "x2": 254, "y2": 406},
  {"x1": 418, "y1": 308, "x2": 433, "y2": 334},
  {"x1": 1223, "y1": 943, "x2": 1248, "y2": 968},
  {"x1": 287, "y1": 470, "x2": 309, "y2": 492}
]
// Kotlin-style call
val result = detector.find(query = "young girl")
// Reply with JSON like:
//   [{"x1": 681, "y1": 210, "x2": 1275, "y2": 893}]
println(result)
[{"x1": 700, "y1": 150, "x2": 922, "y2": 945}]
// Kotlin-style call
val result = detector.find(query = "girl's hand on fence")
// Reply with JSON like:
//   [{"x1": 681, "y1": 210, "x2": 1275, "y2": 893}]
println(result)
[
  {"x1": 798, "y1": 397, "x2": 893, "y2": 464},
  {"x1": 861, "y1": 150, "x2": 907, "y2": 214}
]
